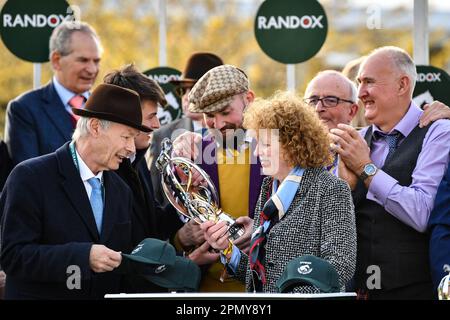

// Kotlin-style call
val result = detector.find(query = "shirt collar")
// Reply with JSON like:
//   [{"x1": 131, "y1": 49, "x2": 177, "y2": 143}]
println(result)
[
  {"x1": 372, "y1": 101, "x2": 422, "y2": 139},
  {"x1": 75, "y1": 146, "x2": 103, "y2": 183},
  {"x1": 53, "y1": 76, "x2": 90, "y2": 107}
]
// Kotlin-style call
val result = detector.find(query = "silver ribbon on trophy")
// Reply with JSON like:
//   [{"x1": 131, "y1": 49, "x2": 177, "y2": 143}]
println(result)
[
  {"x1": 438, "y1": 264, "x2": 450, "y2": 300},
  {"x1": 156, "y1": 138, "x2": 244, "y2": 241}
]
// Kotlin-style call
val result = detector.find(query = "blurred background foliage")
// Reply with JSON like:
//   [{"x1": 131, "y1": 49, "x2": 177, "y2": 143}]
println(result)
[{"x1": 1, "y1": 0, "x2": 449, "y2": 137}]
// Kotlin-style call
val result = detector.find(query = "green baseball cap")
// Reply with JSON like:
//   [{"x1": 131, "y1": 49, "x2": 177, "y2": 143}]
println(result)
[
  {"x1": 276, "y1": 255, "x2": 340, "y2": 293},
  {"x1": 143, "y1": 256, "x2": 201, "y2": 292},
  {"x1": 121, "y1": 238, "x2": 176, "y2": 266}
]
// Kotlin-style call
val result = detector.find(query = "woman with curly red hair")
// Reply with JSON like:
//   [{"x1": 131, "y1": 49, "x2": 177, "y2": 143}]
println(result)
[{"x1": 201, "y1": 91, "x2": 356, "y2": 293}]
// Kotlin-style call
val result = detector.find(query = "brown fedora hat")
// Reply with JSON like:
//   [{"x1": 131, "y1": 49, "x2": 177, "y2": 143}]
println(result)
[
  {"x1": 73, "y1": 84, "x2": 151, "y2": 132},
  {"x1": 170, "y1": 52, "x2": 224, "y2": 86}
]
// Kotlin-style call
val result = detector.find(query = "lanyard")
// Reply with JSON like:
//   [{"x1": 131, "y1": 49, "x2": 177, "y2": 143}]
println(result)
[
  {"x1": 69, "y1": 141, "x2": 80, "y2": 170},
  {"x1": 69, "y1": 141, "x2": 105, "y2": 201}
]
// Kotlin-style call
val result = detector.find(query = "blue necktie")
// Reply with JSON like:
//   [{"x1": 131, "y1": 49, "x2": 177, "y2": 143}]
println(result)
[{"x1": 88, "y1": 177, "x2": 103, "y2": 234}]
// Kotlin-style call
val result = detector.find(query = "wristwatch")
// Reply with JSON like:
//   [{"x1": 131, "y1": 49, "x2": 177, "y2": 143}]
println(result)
[{"x1": 359, "y1": 163, "x2": 378, "y2": 181}]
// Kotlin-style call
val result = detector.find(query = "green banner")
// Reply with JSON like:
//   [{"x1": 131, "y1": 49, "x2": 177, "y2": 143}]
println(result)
[
  {"x1": 254, "y1": 0, "x2": 328, "y2": 64},
  {"x1": 0, "y1": 0, "x2": 74, "y2": 63},
  {"x1": 413, "y1": 65, "x2": 450, "y2": 108},
  {"x1": 143, "y1": 67, "x2": 182, "y2": 126}
]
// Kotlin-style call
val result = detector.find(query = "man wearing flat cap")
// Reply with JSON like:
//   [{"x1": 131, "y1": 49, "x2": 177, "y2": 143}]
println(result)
[
  {"x1": 171, "y1": 64, "x2": 264, "y2": 292},
  {"x1": 150, "y1": 52, "x2": 224, "y2": 206},
  {"x1": 0, "y1": 84, "x2": 148, "y2": 299}
]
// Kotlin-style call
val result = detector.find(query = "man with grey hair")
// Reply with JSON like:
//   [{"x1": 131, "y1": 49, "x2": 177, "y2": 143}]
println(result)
[
  {"x1": 4, "y1": 21, "x2": 102, "y2": 167},
  {"x1": 0, "y1": 84, "x2": 148, "y2": 299},
  {"x1": 330, "y1": 46, "x2": 450, "y2": 299},
  {"x1": 303, "y1": 69, "x2": 448, "y2": 177}
]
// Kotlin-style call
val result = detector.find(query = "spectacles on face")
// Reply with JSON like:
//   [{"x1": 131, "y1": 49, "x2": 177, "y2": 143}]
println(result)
[
  {"x1": 175, "y1": 86, "x2": 193, "y2": 98},
  {"x1": 304, "y1": 95, "x2": 354, "y2": 108}
]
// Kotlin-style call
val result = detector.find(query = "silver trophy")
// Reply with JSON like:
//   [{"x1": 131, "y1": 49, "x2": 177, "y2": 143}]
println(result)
[
  {"x1": 156, "y1": 138, "x2": 244, "y2": 241},
  {"x1": 438, "y1": 264, "x2": 450, "y2": 300}
]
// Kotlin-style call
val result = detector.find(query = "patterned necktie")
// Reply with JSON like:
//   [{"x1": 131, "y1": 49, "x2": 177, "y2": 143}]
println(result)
[
  {"x1": 69, "y1": 95, "x2": 86, "y2": 125},
  {"x1": 249, "y1": 184, "x2": 279, "y2": 291},
  {"x1": 384, "y1": 131, "x2": 403, "y2": 163},
  {"x1": 87, "y1": 177, "x2": 104, "y2": 234}
]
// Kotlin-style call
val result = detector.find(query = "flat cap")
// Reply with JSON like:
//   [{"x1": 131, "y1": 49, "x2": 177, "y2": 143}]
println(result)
[{"x1": 188, "y1": 64, "x2": 249, "y2": 114}]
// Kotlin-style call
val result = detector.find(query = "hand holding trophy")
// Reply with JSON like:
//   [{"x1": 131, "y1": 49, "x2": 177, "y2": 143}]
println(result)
[{"x1": 156, "y1": 138, "x2": 244, "y2": 241}]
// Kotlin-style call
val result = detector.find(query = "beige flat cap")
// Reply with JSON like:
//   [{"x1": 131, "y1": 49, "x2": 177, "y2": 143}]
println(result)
[{"x1": 188, "y1": 64, "x2": 249, "y2": 114}]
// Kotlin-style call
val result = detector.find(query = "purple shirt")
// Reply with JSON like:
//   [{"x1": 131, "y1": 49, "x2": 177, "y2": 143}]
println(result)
[{"x1": 359, "y1": 102, "x2": 450, "y2": 232}]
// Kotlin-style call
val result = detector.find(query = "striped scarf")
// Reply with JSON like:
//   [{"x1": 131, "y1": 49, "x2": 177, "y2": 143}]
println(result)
[{"x1": 249, "y1": 167, "x2": 304, "y2": 291}]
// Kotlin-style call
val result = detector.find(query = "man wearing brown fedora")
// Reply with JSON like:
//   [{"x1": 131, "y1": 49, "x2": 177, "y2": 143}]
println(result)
[
  {"x1": 169, "y1": 64, "x2": 264, "y2": 292},
  {"x1": 104, "y1": 64, "x2": 183, "y2": 246},
  {"x1": 0, "y1": 84, "x2": 149, "y2": 299}
]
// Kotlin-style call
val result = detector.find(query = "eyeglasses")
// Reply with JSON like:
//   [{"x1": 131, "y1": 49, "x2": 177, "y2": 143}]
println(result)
[
  {"x1": 175, "y1": 86, "x2": 193, "y2": 98},
  {"x1": 303, "y1": 96, "x2": 354, "y2": 108}
]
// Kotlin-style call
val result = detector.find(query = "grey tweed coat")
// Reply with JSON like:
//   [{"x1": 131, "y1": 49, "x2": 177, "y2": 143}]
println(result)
[{"x1": 234, "y1": 167, "x2": 357, "y2": 293}]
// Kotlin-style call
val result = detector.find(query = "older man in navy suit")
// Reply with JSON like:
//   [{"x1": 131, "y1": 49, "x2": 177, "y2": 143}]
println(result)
[
  {"x1": 4, "y1": 21, "x2": 102, "y2": 166},
  {"x1": 0, "y1": 84, "x2": 150, "y2": 299}
]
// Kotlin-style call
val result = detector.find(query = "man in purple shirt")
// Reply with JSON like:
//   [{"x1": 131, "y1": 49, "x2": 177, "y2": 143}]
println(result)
[{"x1": 330, "y1": 46, "x2": 450, "y2": 299}]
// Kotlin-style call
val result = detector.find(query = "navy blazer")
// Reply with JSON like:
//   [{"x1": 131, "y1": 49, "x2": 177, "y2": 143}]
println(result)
[
  {"x1": 5, "y1": 81, "x2": 74, "y2": 166},
  {"x1": 429, "y1": 164, "x2": 450, "y2": 291},
  {"x1": 0, "y1": 143, "x2": 133, "y2": 299}
]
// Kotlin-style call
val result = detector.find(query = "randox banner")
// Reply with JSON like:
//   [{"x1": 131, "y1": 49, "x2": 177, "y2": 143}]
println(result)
[
  {"x1": 254, "y1": 0, "x2": 328, "y2": 64},
  {"x1": 413, "y1": 65, "x2": 450, "y2": 108},
  {"x1": 143, "y1": 67, "x2": 182, "y2": 126},
  {"x1": 0, "y1": 0, "x2": 75, "y2": 63}
]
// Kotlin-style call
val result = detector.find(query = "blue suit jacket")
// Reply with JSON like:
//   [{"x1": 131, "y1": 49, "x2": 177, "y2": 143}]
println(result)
[
  {"x1": 0, "y1": 143, "x2": 133, "y2": 299},
  {"x1": 429, "y1": 164, "x2": 450, "y2": 291},
  {"x1": 5, "y1": 81, "x2": 74, "y2": 166}
]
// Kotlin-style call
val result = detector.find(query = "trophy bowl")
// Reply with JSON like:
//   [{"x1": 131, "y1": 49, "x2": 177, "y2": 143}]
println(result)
[{"x1": 156, "y1": 138, "x2": 244, "y2": 241}]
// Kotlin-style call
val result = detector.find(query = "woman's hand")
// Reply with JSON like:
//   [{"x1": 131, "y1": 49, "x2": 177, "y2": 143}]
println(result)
[{"x1": 200, "y1": 220, "x2": 229, "y2": 251}]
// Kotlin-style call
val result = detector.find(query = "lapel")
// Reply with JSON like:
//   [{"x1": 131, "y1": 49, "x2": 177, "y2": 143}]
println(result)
[
  {"x1": 100, "y1": 171, "x2": 120, "y2": 242},
  {"x1": 118, "y1": 154, "x2": 150, "y2": 233},
  {"x1": 56, "y1": 142, "x2": 100, "y2": 241},
  {"x1": 41, "y1": 81, "x2": 74, "y2": 141}
]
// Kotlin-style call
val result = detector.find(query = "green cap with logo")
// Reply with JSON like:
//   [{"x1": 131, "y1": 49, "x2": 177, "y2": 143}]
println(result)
[
  {"x1": 121, "y1": 238, "x2": 176, "y2": 266},
  {"x1": 120, "y1": 238, "x2": 201, "y2": 291},
  {"x1": 276, "y1": 255, "x2": 340, "y2": 293},
  {"x1": 143, "y1": 256, "x2": 201, "y2": 292}
]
